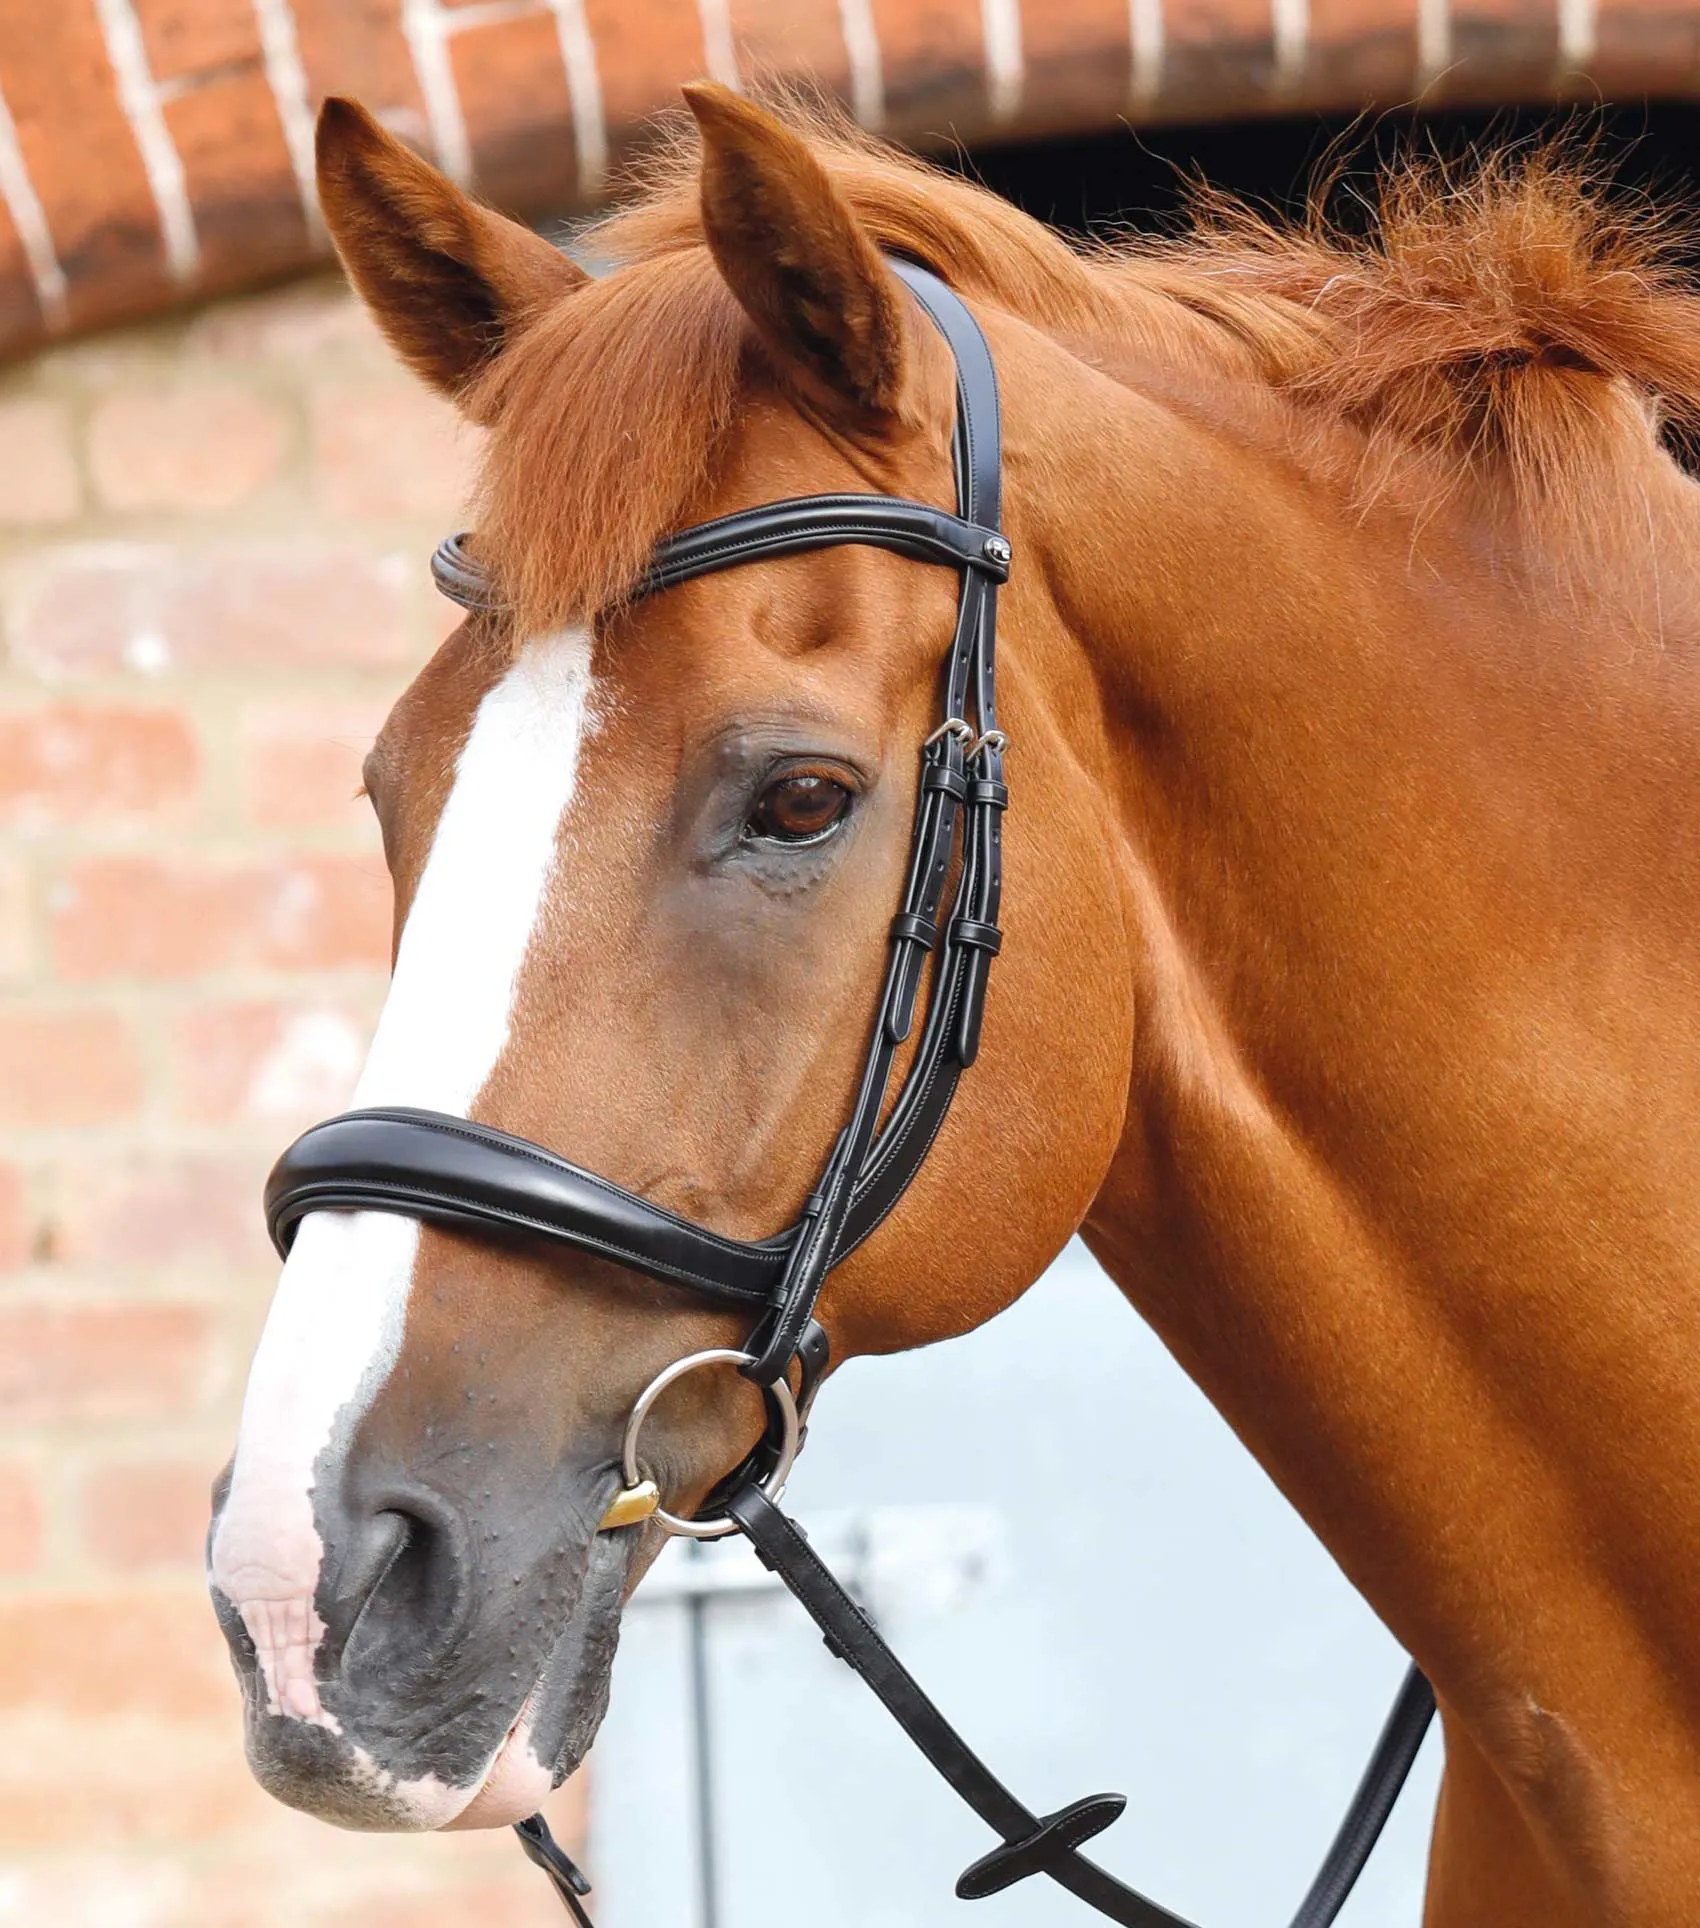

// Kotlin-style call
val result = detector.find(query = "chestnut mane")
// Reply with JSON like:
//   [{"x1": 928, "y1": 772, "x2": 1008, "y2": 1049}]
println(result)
[{"x1": 470, "y1": 101, "x2": 1700, "y2": 639}]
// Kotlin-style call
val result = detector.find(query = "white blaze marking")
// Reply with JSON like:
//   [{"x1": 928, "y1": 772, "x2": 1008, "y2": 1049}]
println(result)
[
  {"x1": 342, "y1": 1712, "x2": 550, "y2": 1830},
  {"x1": 210, "y1": 630, "x2": 596, "y2": 1748}
]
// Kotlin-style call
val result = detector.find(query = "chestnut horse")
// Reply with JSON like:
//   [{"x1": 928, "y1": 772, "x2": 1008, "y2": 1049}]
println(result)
[{"x1": 208, "y1": 87, "x2": 1700, "y2": 1927}]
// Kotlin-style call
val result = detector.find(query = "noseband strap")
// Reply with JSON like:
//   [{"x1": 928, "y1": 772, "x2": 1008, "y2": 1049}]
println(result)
[
  {"x1": 262, "y1": 256, "x2": 1430, "y2": 1928},
  {"x1": 267, "y1": 1106, "x2": 791, "y2": 1303}
]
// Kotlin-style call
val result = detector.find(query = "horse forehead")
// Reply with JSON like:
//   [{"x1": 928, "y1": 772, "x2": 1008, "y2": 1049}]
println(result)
[{"x1": 594, "y1": 546, "x2": 959, "y2": 723}]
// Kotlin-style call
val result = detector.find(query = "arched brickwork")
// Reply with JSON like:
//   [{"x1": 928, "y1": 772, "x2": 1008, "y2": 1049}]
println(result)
[{"x1": 1, "y1": 0, "x2": 1695, "y2": 360}]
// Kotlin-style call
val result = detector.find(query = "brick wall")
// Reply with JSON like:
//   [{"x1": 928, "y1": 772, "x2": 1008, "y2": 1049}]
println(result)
[
  {"x1": 0, "y1": 272, "x2": 585, "y2": 1927},
  {"x1": 6, "y1": 0, "x2": 1696, "y2": 362}
]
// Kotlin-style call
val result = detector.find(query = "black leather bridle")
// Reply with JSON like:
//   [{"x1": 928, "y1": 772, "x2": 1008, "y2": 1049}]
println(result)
[{"x1": 265, "y1": 259, "x2": 1434, "y2": 1928}]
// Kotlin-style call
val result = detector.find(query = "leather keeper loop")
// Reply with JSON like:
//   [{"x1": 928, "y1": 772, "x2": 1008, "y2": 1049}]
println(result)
[
  {"x1": 950, "y1": 917, "x2": 1004, "y2": 955},
  {"x1": 890, "y1": 912, "x2": 939, "y2": 950},
  {"x1": 967, "y1": 779, "x2": 1009, "y2": 809},
  {"x1": 922, "y1": 765, "x2": 969, "y2": 800}
]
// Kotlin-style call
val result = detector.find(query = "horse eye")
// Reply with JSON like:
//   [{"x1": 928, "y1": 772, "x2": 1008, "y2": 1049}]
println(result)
[{"x1": 746, "y1": 773, "x2": 852, "y2": 845}]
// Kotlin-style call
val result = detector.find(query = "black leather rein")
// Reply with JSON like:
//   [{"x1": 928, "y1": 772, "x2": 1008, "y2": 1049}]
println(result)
[{"x1": 264, "y1": 258, "x2": 1433, "y2": 1927}]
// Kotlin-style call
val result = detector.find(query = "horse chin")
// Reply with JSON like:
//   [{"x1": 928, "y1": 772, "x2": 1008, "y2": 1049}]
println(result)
[
  {"x1": 233, "y1": 1526, "x2": 633, "y2": 1834},
  {"x1": 443, "y1": 1523, "x2": 634, "y2": 1829}
]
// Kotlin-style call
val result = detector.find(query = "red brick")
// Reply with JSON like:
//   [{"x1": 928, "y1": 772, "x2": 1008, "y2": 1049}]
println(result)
[
  {"x1": 0, "y1": 702, "x2": 197, "y2": 827},
  {"x1": 0, "y1": 397, "x2": 83, "y2": 525},
  {"x1": 0, "y1": 1163, "x2": 25, "y2": 1271},
  {"x1": 51, "y1": 852, "x2": 391, "y2": 981},
  {"x1": 292, "y1": 0, "x2": 434, "y2": 165},
  {"x1": 0, "y1": 0, "x2": 171, "y2": 331},
  {"x1": 1021, "y1": 0, "x2": 1137, "y2": 128},
  {"x1": 1594, "y1": 0, "x2": 1700, "y2": 89},
  {"x1": 868, "y1": 0, "x2": 989, "y2": 124},
  {"x1": 82, "y1": 1456, "x2": 215, "y2": 1574},
  {"x1": 48, "y1": 1149, "x2": 271, "y2": 1271},
  {"x1": 0, "y1": 1458, "x2": 43, "y2": 1576},
  {"x1": 0, "y1": 1588, "x2": 232, "y2": 1719},
  {"x1": 1444, "y1": 0, "x2": 1558, "y2": 100},
  {"x1": 312, "y1": 383, "x2": 479, "y2": 522},
  {"x1": 1159, "y1": 0, "x2": 1276, "y2": 110},
  {"x1": 0, "y1": 1807, "x2": 589, "y2": 1921},
  {"x1": 241, "y1": 696, "x2": 390, "y2": 828},
  {"x1": 0, "y1": 853, "x2": 32, "y2": 984},
  {"x1": 175, "y1": 998, "x2": 375, "y2": 1124},
  {"x1": 88, "y1": 386, "x2": 290, "y2": 513},
  {"x1": 10, "y1": 541, "x2": 415, "y2": 679},
  {"x1": 134, "y1": 0, "x2": 260, "y2": 83},
  {"x1": 0, "y1": 1301, "x2": 214, "y2": 1423},
  {"x1": 166, "y1": 67, "x2": 312, "y2": 291},
  {"x1": 450, "y1": 13, "x2": 578, "y2": 212},
  {"x1": 587, "y1": 0, "x2": 707, "y2": 145},
  {"x1": 730, "y1": 0, "x2": 851, "y2": 99},
  {"x1": 0, "y1": 1006, "x2": 145, "y2": 1128},
  {"x1": 188, "y1": 275, "x2": 386, "y2": 362},
  {"x1": 0, "y1": 190, "x2": 44, "y2": 363},
  {"x1": 0, "y1": 1712, "x2": 259, "y2": 1850},
  {"x1": 1308, "y1": 0, "x2": 1418, "y2": 97}
]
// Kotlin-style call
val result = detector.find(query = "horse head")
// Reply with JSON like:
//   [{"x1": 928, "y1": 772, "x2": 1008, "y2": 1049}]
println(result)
[{"x1": 207, "y1": 85, "x2": 1129, "y2": 1833}]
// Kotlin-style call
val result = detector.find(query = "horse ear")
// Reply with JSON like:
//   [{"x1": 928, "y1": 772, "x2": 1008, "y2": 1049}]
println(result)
[
  {"x1": 684, "y1": 83, "x2": 909, "y2": 422},
  {"x1": 315, "y1": 97, "x2": 587, "y2": 402}
]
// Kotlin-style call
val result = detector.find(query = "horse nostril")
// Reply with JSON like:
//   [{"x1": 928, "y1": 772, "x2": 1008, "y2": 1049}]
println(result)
[
  {"x1": 333, "y1": 1491, "x2": 473, "y2": 1681},
  {"x1": 336, "y1": 1506, "x2": 407, "y2": 1628},
  {"x1": 368, "y1": 1509, "x2": 437, "y2": 1632}
]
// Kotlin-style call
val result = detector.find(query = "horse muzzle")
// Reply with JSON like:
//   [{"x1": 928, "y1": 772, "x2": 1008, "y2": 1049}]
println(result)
[{"x1": 208, "y1": 1456, "x2": 632, "y2": 1831}]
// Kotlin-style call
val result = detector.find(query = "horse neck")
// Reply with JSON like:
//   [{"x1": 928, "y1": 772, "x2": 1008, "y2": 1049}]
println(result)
[{"x1": 1016, "y1": 319, "x2": 1700, "y2": 1904}]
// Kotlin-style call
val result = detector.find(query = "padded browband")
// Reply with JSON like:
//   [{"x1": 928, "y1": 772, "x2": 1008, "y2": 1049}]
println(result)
[{"x1": 431, "y1": 494, "x2": 1009, "y2": 616}]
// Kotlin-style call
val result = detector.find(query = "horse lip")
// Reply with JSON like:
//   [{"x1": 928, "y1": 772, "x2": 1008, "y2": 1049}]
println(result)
[
  {"x1": 487, "y1": 1691, "x2": 536, "y2": 1777},
  {"x1": 504, "y1": 1522, "x2": 633, "y2": 1793},
  {"x1": 439, "y1": 1688, "x2": 544, "y2": 1830},
  {"x1": 439, "y1": 1529, "x2": 623, "y2": 1832},
  {"x1": 427, "y1": 1494, "x2": 631, "y2": 1828}
]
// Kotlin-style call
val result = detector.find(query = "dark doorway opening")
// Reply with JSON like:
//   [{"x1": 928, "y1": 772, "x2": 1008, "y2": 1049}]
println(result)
[{"x1": 955, "y1": 100, "x2": 1700, "y2": 237}]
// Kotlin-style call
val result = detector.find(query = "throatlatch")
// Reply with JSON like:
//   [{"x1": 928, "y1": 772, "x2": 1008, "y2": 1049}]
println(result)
[{"x1": 265, "y1": 258, "x2": 1433, "y2": 1928}]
